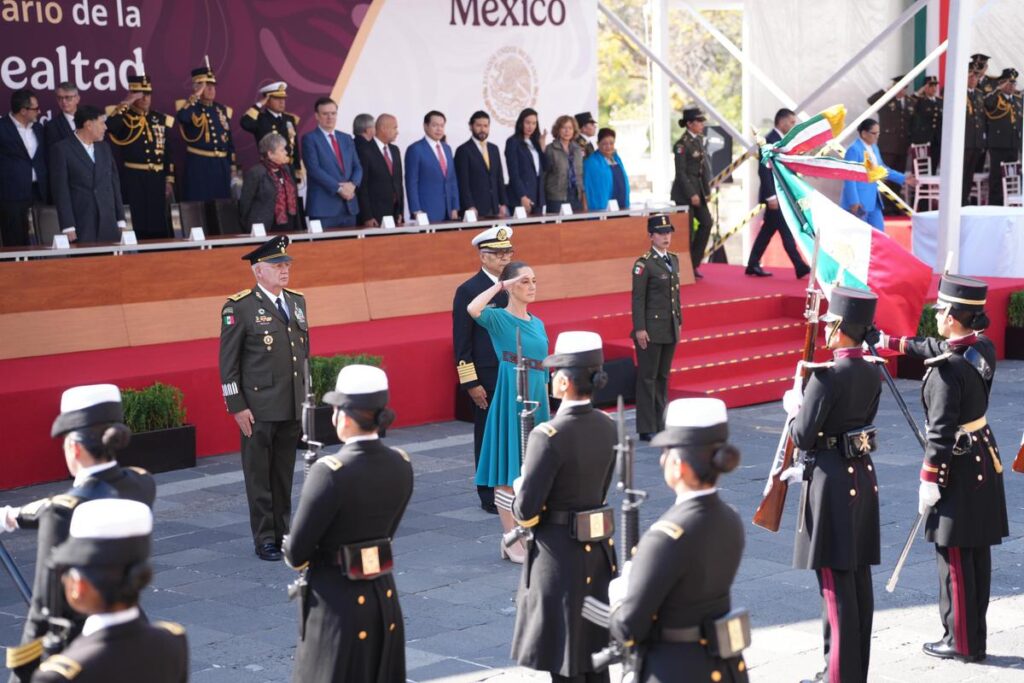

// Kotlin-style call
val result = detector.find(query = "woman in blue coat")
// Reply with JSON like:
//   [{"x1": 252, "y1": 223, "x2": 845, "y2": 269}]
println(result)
[
  {"x1": 840, "y1": 118, "x2": 916, "y2": 230},
  {"x1": 505, "y1": 108, "x2": 547, "y2": 216},
  {"x1": 584, "y1": 127, "x2": 630, "y2": 211}
]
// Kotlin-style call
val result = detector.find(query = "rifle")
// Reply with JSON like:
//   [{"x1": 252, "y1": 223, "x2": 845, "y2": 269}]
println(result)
[
  {"x1": 301, "y1": 359, "x2": 322, "y2": 478},
  {"x1": 0, "y1": 540, "x2": 30, "y2": 605},
  {"x1": 515, "y1": 328, "x2": 539, "y2": 464}
]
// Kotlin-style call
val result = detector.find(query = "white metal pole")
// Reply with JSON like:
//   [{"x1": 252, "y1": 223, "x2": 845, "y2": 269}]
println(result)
[
  {"x1": 649, "y1": 0, "x2": 672, "y2": 201},
  {"x1": 935, "y1": 0, "x2": 973, "y2": 274}
]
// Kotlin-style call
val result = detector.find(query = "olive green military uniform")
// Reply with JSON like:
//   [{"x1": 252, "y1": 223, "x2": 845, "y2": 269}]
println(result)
[
  {"x1": 574, "y1": 134, "x2": 595, "y2": 159},
  {"x1": 985, "y1": 88, "x2": 1021, "y2": 205},
  {"x1": 911, "y1": 96, "x2": 943, "y2": 168},
  {"x1": 219, "y1": 285, "x2": 309, "y2": 550},
  {"x1": 670, "y1": 132, "x2": 713, "y2": 271},
  {"x1": 631, "y1": 250, "x2": 682, "y2": 435}
]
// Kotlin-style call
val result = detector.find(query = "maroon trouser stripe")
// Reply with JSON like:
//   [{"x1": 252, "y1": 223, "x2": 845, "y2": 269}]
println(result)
[
  {"x1": 821, "y1": 567, "x2": 841, "y2": 683},
  {"x1": 948, "y1": 546, "x2": 970, "y2": 656}
]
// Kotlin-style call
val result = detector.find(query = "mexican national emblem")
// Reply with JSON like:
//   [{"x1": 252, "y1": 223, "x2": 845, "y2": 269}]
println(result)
[{"x1": 483, "y1": 46, "x2": 539, "y2": 127}]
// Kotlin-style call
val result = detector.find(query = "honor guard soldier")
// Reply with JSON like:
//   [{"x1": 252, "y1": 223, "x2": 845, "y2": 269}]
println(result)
[
  {"x1": 32, "y1": 499, "x2": 188, "y2": 683},
  {"x1": 452, "y1": 226, "x2": 512, "y2": 513},
  {"x1": 510, "y1": 332, "x2": 618, "y2": 683},
  {"x1": 782, "y1": 287, "x2": 883, "y2": 683},
  {"x1": 284, "y1": 365, "x2": 413, "y2": 683},
  {"x1": 867, "y1": 76, "x2": 914, "y2": 175},
  {"x1": 670, "y1": 107, "x2": 713, "y2": 277},
  {"x1": 608, "y1": 398, "x2": 749, "y2": 683},
  {"x1": 241, "y1": 81, "x2": 302, "y2": 177},
  {"x1": 176, "y1": 63, "x2": 234, "y2": 201},
  {"x1": 964, "y1": 67, "x2": 988, "y2": 205},
  {"x1": 1, "y1": 384, "x2": 155, "y2": 683},
  {"x1": 219, "y1": 235, "x2": 309, "y2": 562},
  {"x1": 881, "y1": 275, "x2": 1008, "y2": 663},
  {"x1": 106, "y1": 74, "x2": 174, "y2": 239},
  {"x1": 910, "y1": 76, "x2": 943, "y2": 168},
  {"x1": 632, "y1": 214, "x2": 682, "y2": 441},
  {"x1": 984, "y1": 68, "x2": 1020, "y2": 205}
]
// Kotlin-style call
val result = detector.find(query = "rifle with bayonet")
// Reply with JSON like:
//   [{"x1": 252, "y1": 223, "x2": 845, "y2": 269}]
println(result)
[{"x1": 287, "y1": 361, "x2": 321, "y2": 602}]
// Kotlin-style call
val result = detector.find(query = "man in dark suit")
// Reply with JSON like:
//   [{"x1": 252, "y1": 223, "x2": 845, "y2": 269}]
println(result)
[
  {"x1": 240, "y1": 81, "x2": 301, "y2": 176},
  {"x1": 0, "y1": 89, "x2": 47, "y2": 247},
  {"x1": 301, "y1": 97, "x2": 363, "y2": 228},
  {"x1": 406, "y1": 110, "x2": 459, "y2": 223},
  {"x1": 452, "y1": 226, "x2": 512, "y2": 512},
  {"x1": 356, "y1": 113, "x2": 404, "y2": 227},
  {"x1": 43, "y1": 81, "x2": 79, "y2": 150},
  {"x1": 747, "y1": 108, "x2": 810, "y2": 278},
  {"x1": 455, "y1": 110, "x2": 508, "y2": 219},
  {"x1": 50, "y1": 105, "x2": 126, "y2": 243}
]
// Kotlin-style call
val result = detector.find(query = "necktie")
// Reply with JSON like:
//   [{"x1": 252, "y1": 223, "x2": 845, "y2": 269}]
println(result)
[
  {"x1": 662, "y1": 254, "x2": 672, "y2": 271},
  {"x1": 383, "y1": 145, "x2": 394, "y2": 174},
  {"x1": 436, "y1": 142, "x2": 448, "y2": 177},
  {"x1": 480, "y1": 141, "x2": 490, "y2": 169},
  {"x1": 276, "y1": 296, "x2": 289, "y2": 323},
  {"x1": 329, "y1": 133, "x2": 345, "y2": 175}
]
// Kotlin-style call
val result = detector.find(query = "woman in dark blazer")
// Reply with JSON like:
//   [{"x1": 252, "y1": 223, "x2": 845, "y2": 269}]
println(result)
[
  {"x1": 504, "y1": 108, "x2": 546, "y2": 216},
  {"x1": 240, "y1": 132, "x2": 300, "y2": 232}
]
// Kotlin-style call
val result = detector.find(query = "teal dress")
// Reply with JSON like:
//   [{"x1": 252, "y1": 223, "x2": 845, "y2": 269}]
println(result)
[{"x1": 474, "y1": 307, "x2": 550, "y2": 487}]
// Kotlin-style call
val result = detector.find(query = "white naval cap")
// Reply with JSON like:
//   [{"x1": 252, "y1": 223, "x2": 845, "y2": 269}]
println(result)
[
  {"x1": 53, "y1": 499, "x2": 153, "y2": 567},
  {"x1": 471, "y1": 225, "x2": 513, "y2": 250},
  {"x1": 651, "y1": 398, "x2": 729, "y2": 448},
  {"x1": 259, "y1": 81, "x2": 288, "y2": 97},
  {"x1": 322, "y1": 365, "x2": 389, "y2": 411},
  {"x1": 543, "y1": 331, "x2": 604, "y2": 369},
  {"x1": 51, "y1": 384, "x2": 124, "y2": 438}
]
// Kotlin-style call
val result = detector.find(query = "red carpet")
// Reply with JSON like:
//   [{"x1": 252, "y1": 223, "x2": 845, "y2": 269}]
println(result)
[{"x1": 3, "y1": 264, "x2": 1021, "y2": 489}]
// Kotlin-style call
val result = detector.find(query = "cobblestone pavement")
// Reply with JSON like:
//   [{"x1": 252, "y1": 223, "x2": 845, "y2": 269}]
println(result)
[{"x1": 1, "y1": 363, "x2": 1022, "y2": 682}]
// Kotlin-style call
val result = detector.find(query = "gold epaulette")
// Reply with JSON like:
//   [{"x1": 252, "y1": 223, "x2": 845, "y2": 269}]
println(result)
[
  {"x1": 283, "y1": 287, "x2": 304, "y2": 297},
  {"x1": 650, "y1": 520, "x2": 684, "y2": 540},
  {"x1": 6, "y1": 638, "x2": 43, "y2": 669},
  {"x1": 154, "y1": 620, "x2": 186, "y2": 637},
  {"x1": 225, "y1": 105, "x2": 233, "y2": 119},
  {"x1": 227, "y1": 289, "x2": 251, "y2": 302},
  {"x1": 244, "y1": 107, "x2": 259, "y2": 121},
  {"x1": 104, "y1": 104, "x2": 119, "y2": 117},
  {"x1": 534, "y1": 423, "x2": 557, "y2": 438},
  {"x1": 925, "y1": 352, "x2": 953, "y2": 367},
  {"x1": 318, "y1": 455, "x2": 343, "y2": 471},
  {"x1": 287, "y1": 112, "x2": 301, "y2": 126},
  {"x1": 164, "y1": 114, "x2": 175, "y2": 128},
  {"x1": 50, "y1": 495, "x2": 80, "y2": 510},
  {"x1": 457, "y1": 361, "x2": 478, "y2": 384},
  {"x1": 174, "y1": 98, "x2": 187, "y2": 112},
  {"x1": 395, "y1": 448, "x2": 411, "y2": 463},
  {"x1": 128, "y1": 466, "x2": 149, "y2": 475},
  {"x1": 37, "y1": 654, "x2": 81, "y2": 679}
]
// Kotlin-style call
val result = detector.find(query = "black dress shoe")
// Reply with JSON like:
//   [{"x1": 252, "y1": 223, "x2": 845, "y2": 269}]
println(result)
[
  {"x1": 745, "y1": 265, "x2": 773, "y2": 277},
  {"x1": 481, "y1": 502, "x2": 498, "y2": 515},
  {"x1": 692, "y1": 269, "x2": 704, "y2": 279},
  {"x1": 795, "y1": 265, "x2": 811, "y2": 279},
  {"x1": 922, "y1": 640, "x2": 984, "y2": 662},
  {"x1": 638, "y1": 433, "x2": 654, "y2": 442},
  {"x1": 255, "y1": 542, "x2": 283, "y2": 561}
]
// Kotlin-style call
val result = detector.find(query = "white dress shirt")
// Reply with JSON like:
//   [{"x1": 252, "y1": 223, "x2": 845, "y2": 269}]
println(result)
[
  {"x1": 556, "y1": 398, "x2": 591, "y2": 416},
  {"x1": 343, "y1": 433, "x2": 380, "y2": 444},
  {"x1": 73, "y1": 460, "x2": 119, "y2": 487},
  {"x1": 82, "y1": 607, "x2": 141, "y2": 637},
  {"x1": 675, "y1": 486, "x2": 718, "y2": 505},
  {"x1": 258, "y1": 284, "x2": 289, "y2": 319}
]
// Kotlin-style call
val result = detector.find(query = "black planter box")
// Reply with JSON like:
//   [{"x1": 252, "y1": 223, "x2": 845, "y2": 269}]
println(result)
[
  {"x1": 895, "y1": 355, "x2": 926, "y2": 381},
  {"x1": 1006, "y1": 326, "x2": 1024, "y2": 360},
  {"x1": 117, "y1": 425, "x2": 196, "y2": 474}
]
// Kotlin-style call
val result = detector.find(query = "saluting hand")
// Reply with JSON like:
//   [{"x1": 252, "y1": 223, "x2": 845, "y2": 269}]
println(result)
[
  {"x1": 500, "y1": 275, "x2": 527, "y2": 291},
  {"x1": 234, "y1": 409, "x2": 255, "y2": 437}
]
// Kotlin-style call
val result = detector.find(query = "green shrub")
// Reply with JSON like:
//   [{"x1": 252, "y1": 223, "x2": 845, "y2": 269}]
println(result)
[
  {"x1": 310, "y1": 354, "x2": 384, "y2": 404},
  {"x1": 1008, "y1": 291, "x2": 1024, "y2": 328},
  {"x1": 122, "y1": 382, "x2": 187, "y2": 433},
  {"x1": 917, "y1": 303, "x2": 939, "y2": 338}
]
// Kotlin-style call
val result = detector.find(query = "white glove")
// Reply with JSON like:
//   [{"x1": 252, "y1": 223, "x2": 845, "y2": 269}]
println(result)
[
  {"x1": 512, "y1": 476, "x2": 524, "y2": 496},
  {"x1": 780, "y1": 463, "x2": 805, "y2": 484},
  {"x1": 0, "y1": 506, "x2": 18, "y2": 533},
  {"x1": 608, "y1": 560, "x2": 633, "y2": 606},
  {"x1": 877, "y1": 330, "x2": 890, "y2": 349},
  {"x1": 782, "y1": 388, "x2": 802, "y2": 416},
  {"x1": 918, "y1": 481, "x2": 941, "y2": 515}
]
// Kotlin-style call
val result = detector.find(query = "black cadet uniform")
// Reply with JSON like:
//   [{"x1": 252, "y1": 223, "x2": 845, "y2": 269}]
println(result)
[
  {"x1": 240, "y1": 82, "x2": 302, "y2": 175},
  {"x1": 219, "y1": 236, "x2": 309, "y2": 558},
  {"x1": 511, "y1": 340, "x2": 618, "y2": 682},
  {"x1": 910, "y1": 78, "x2": 943, "y2": 168},
  {"x1": 106, "y1": 75, "x2": 174, "y2": 239},
  {"x1": 964, "y1": 80, "x2": 987, "y2": 205},
  {"x1": 670, "y1": 108, "x2": 713, "y2": 273},
  {"x1": 451, "y1": 227, "x2": 510, "y2": 511},
  {"x1": 789, "y1": 287, "x2": 882, "y2": 683},
  {"x1": 284, "y1": 372, "x2": 414, "y2": 683},
  {"x1": 631, "y1": 214, "x2": 682, "y2": 437},
  {"x1": 610, "y1": 405, "x2": 748, "y2": 683},
  {"x1": 886, "y1": 275, "x2": 1008, "y2": 661},
  {"x1": 984, "y1": 69, "x2": 1021, "y2": 205},
  {"x1": 176, "y1": 65, "x2": 234, "y2": 201}
]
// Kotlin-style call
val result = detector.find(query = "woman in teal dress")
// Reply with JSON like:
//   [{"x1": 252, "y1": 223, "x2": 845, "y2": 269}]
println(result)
[{"x1": 468, "y1": 260, "x2": 550, "y2": 563}]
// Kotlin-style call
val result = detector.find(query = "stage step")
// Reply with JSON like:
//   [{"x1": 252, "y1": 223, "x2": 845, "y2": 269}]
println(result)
[
  {"x1": 669, "y1": 339, "x2": 806, "y2": 386},
  {"x1": 669, "y1": 366, "x2": 796, "y2": 407},
  {"x1": 677, "y1": 317, "x2": 805, "y2": 357}
]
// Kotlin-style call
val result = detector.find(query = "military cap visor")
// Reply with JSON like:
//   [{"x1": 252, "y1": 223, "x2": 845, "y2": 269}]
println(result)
[
  {"x1": 323, "y1": 365, "x2": 389, "y2": 411},
  {"x1": 679, "y1": 108, "x2": 707, "y2": 125},
  {"x1": 647, "y1": 214, "x2": 675, "y2": 233},
  {"x1": 191, "y1": 67, "x2": 216, "y2": 84},
  {"x1": 651, "y1": 398, "x2": 729, "y2": 448},
  {"x1": 52, "y1": 499, "x2": 152, "y2": 567},
  {"x1": 127, "y1": 75, "x2": 152, "y2": 93},
  {"x1": 473, "y1": 226, "x2": 513, "y2": 250},
  {"x1": 242, "y1": 236, "x2": 292, "y2": 264},
  {"x1": 543, "y1": 331, "x2": 604, "y2": 369}
]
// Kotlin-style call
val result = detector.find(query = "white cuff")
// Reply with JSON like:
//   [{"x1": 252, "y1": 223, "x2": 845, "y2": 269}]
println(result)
[
  {"x1": 766, "y1": 195, "x2": 777, "y2": 202},
  {"x1": 62, "y1": 227, "x2": 75, "y2": 234},
  {"x1": 117, "y1": 220, "x2": 127, "y2": 229}
]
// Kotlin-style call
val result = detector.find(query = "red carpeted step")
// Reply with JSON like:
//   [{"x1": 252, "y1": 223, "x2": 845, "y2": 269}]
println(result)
[
  {"x1": 668, "y1": 367, "x2": 795, "y2": 408},
  {"x1": 669, "y1": 339, "x2": 805, "y2": 386},
  {"x1": 677, "y1": 317, "x2": 806, "y2": 356}
]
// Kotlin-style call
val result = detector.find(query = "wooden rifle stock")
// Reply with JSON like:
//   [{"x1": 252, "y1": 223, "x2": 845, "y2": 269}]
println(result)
[
  {"x1": 1013, "y1": 440, "x2": 1024, "y2": 474},
  {"x1": 752, "y1": 435, "x2": 796, "y2": 532}
]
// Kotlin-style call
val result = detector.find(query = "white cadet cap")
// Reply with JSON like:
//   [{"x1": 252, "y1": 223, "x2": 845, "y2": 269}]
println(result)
[
  {"x1": 543, "y1": 331, "x2": 604, "y2": 369},
  {"x1": 651, "y1": 398, "x2": 729, "y2": 447},
  {"x1": 471, "y1": 225, "x2": 513, "y2": 250},
  {"x1": 322, "y1": 365, "x2": 389, "y2": 411},
  {"x1": 53, "y1": 499, "x2": 153, "y2": 567},
  {"x1": 259, "y1": 81, "x2": 288, "y2": 97},
  {"x1": 52, "y1": 384, "x2": 124, "y2": 438}
]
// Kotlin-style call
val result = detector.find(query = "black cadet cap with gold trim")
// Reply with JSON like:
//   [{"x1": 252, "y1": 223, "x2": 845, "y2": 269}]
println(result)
[
  {"x1": 242, "y1": 235, "x2": 292, "y2": 264},
  {"x1": 936, "y1": 274, "x2": 987, "y2": 312},
  {"x1": 647, "y1": 213, "x2": 674, "y2": 234},
  {"x1": 820, "y1": 285, "x2": 878, "y2": 326},
  {"x1": 191, "y1": 65, "x2": 216, "y2": 84},
  {"x1": 127, "y1": 74, "x2": 152, "y2": 93}
]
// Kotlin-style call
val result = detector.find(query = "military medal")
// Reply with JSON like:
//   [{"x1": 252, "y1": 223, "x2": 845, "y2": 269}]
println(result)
[{"x1": 264, "y1": 334, "x2": 274, "y2": 351}]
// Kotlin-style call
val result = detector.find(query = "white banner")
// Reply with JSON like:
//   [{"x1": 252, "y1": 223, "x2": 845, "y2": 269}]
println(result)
[{"x1": 333, "y1": 0, "x2": 597, "y2": 179}]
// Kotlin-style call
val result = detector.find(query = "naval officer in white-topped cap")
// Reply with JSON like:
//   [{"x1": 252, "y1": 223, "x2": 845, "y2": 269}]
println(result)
[{"x1": 240, "y1": 80, "x2": 301, "y2": 174}]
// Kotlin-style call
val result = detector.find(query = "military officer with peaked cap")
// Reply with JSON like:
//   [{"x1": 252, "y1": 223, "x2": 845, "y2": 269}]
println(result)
[
  {"x1": 1, "y1": 384, "x2": 155, "y2": 683},
  {"x1": 632, "y1": 214, "x2": 682, "y2": 441},
  {"x1": 32, "y1": 499, "x2": 188, "y2": 683},
  {"x1": 964, "y1": 66, "x2": 988, "y2": 205},
  {"x1": 285, "y1": 364, "x2": 413, "y2": 683},
  {"x1": 881, "y1": 275, "x2": 1008, "y2": 663},
  {"x1": 867, "y1": 76, "x2": 914, "y2": 178},
  {"x1": 670, "y1": 107, "x2": 713, "y2": 276},
  {"x1": 106, "y1": 74, "x2": 175, "y2": 239},
  {"x1": 176, "y1": 63, "x2": 234, "y2": 201},
  {"x1": 510, "y1": 331, "x2": 618, "y2": 683},
  {"x1": 985, "y1": 68, "x2": 1020, "y2": 205},
  {"x1": 911, "y1": 76, "x2": 943, "y2": 168},
  {"x1": 608, "y1": 397, "x2": 748, "y2": 683},
  {"x1": 240, "y1": 81, "x2": 302, "y2": 176},
  {"x1": 219, "y1": 235, "x2": 309, "y2": 561},
  {"x1": 784, "y1": 287, "x2": 883, "y2": 683},
  {"x1": 452, "y1": 225, "x2": 512, "y2": 513}
]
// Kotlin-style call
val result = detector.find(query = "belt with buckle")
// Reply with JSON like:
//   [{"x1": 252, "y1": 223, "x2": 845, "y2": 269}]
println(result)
[
  {"x1": 657, "y1": 626, "x2": 703, "y2": 643},
  {"x1": 124, "y1": 162, "x2": 164, "y2": 172},
  {"x1": 186, "y1": 146, "x2": 228, "y2": 159},
  {"x1": 960, "y1": 416, "x2": 986, "y2": 432},
  {"x1": 501, "y1": 351, "x2": 543, "y2": 370}
]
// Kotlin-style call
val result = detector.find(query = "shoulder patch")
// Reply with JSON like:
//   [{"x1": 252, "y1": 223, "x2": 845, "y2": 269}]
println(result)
[
  {"x1": 50, "y1": 495, "x2": 80, "y2": 510},
  {"x1": 154, "y1": 620, "x2": 186, "y2": 637},
  {"x1": 395, "y1": 448, "x2": 411, "y2": 463},
  {"x1": 38, "y1": 654, "x2": 81, "y2": 679},
  {"x1": 164, "y1": 114, "x2": 175, "y2": 128},
  {"x1": 225, "y1": 105, "x2": 234, "y2": 119},
  {"x1": 650, "y1": 520, "x2": 684, "y2": 540},
  {"x1": 174, "y1": 98, "x2": 187, "y2": 112},
  {"x1": 633, "y1": 259, "x2": 646, "y2": 276},
  {"x1": 317, "y1": 455, "x2": 343, "y2": 471},
  {"x1": 535, "y1": 423, "x2": 558, "y2": 438},
  {"x1": 5, "y1": 637, "x2": 43, "y2": 669},
  {"x1": 244, "y1": 107, "x2": 259, "y2": 120},
  {"x1": 283, "y1": 287, "x2": 304, "y2": 297},
  {"x1": 127, "y1": 466, "x2": 149, "y2": 476},
  {"x1": 924, "y1": 352, "x2": 954, "y2": 367},
  {"x1": 227, "y1": 289, "x2": 251, "y2": 302}
]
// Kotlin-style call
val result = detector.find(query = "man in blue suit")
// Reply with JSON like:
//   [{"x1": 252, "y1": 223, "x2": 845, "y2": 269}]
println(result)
[
  {"x1": 0, "y1": 89, "x2": 47, "y2": 246},
  {"x1": 300, "y1": 97, "x2": 363, "y2": 229},
  {"x1": 840, "y1": 118, "x2": 917, "y2": 231},
  {"x1": 406, "y1": 110, "x2": 459, "y2": 223}
]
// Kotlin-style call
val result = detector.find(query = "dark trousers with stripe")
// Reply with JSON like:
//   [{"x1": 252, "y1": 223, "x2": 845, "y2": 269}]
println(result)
[
  {"x1": 936, "y1": 545, "x2": 991, "y2": 657},
  {"x1": 241, "y1": 419, "x2": 299, "y2": 546},
  {"x1": 816, "y1": 565, "x2": 873, "y2": 683}
]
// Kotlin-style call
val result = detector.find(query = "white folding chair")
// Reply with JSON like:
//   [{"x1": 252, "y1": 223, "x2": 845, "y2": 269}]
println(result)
[
  {"x1": 969, "y1": 172, "x2": 989, "y2": 206},
  {"x1": 1002, "y1": 161, "x2": 1023, "y2": 207},
  {"x1": 911, "y1": 155, "x2": 941, "y2": 211}
]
